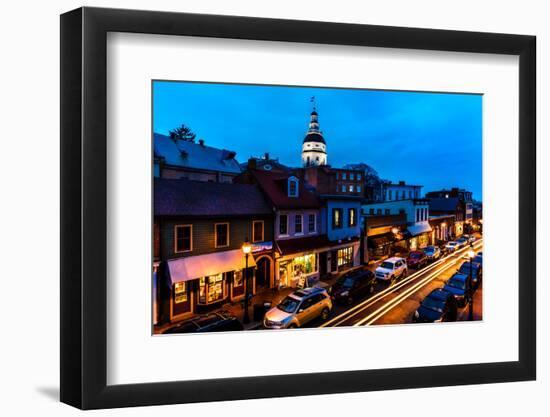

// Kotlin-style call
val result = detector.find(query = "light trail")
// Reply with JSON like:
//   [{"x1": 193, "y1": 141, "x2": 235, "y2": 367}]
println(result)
[{"x1": 321, "y1": 240, "x2": 483, "y2": 327}]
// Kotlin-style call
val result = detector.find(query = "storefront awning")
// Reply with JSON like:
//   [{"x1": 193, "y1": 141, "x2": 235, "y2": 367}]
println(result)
[
  {"x1": 407, "y1": 223, "x2": 433, "y2": 237},
  {"x1": 367, "y1": 232, "x2": 395, "y2": 248},
  {"x1": 167, "y1": 249, "x2": 257, "y2": 284}
]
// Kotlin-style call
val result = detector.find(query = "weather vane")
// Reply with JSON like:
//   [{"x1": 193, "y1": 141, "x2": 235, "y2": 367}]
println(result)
[{"x1": 310, "y1": 96, "x2": 316, "y2": 112}]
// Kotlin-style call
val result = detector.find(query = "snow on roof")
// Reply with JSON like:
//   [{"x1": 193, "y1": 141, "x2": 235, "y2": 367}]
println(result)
[{"x1": 154, "y1": 133, "x2": 242, "y2": 175}]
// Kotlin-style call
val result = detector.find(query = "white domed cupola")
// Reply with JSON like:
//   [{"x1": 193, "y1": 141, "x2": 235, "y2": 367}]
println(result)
[{"x1": 301, "y1": 99, "x2": 327, "y2": 167}]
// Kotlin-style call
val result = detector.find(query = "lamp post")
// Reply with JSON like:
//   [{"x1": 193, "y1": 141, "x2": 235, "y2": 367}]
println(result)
[
  {"x1": 467, "y1": 244, "x2": 475, "y2": 321},
  {"x1": 242, "y1": 237, "x2": 252, "y2": 324}
]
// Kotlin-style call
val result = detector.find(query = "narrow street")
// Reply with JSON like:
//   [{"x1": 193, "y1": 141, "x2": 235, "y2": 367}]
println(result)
[{"x1": 303, "y1": 240, "x2": 483, "y2": 328}]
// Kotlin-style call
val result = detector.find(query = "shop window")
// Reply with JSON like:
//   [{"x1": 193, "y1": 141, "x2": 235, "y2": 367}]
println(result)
[
  {"x1": 174, "y1": 225, "x2": 192, "y2": 253},
  {"x1": 348, "y1": 208, "x2": 357, "y2": 227},
  {"x1": 308, "y1": 214, "x2": 316, "y2": 233},
  {"x1": 295, "y1": 214, "x2": 303, "y2": 234},
  {"x1": 199, "y1": 274, "x2": 225, "y2": 304},
  {"x1": 337, "y1": 247, "x2": 354, "y2": 270},
  {"x1": 279, "y1": 214, "x2": 288, "y2": 235},
  {"x1": 173, "y1": 282, "x2": 188, "y2": 304},
  {"x1": 215, "y1": 223, "x2": 229, "y2": 248},
  {"x1": 253, "y1": 220, "x2": 264, "y2": 242},
  {"x1": 234, "y1": 270, "x2": 243, "y2": 288},
  {"x1": 293, "y1": 254, "x2": 317, "y2": 275},
  {"x1": 332, "y1": 208, "x2": 343, "y2": 228}
]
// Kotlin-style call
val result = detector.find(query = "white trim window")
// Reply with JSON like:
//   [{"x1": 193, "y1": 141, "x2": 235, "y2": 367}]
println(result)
[
  {"x1": 308, "y1": 213, "x2": 316, "y2": 233},
  {"x1": 279, "y1": 214, "x2": 289, "y2": 236},
  {"x1": 295, "y1": 214, "x2": 303, "y2": 235},
  {"x1": 174, "y1": 224, "x2": 192, "y2": 253},
  {"x1": 252, "y1": 220, "x2": 264, "y2": 243},
  {"x1": 288, "y1": 176, "x2": 299, "y2": 197},
  {"x1": 214, "y1": 223, "x2": 230, "y2": 248}
]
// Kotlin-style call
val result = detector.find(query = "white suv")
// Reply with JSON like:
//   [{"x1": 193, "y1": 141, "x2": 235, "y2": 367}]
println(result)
[{"x1": 375, "y1": 257, "x2": 408, "y2": 284}]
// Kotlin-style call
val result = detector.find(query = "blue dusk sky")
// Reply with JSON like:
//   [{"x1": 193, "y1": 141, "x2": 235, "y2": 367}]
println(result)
[{"x1": 153, "y1": 81, "x2": 482, "y2": 201}]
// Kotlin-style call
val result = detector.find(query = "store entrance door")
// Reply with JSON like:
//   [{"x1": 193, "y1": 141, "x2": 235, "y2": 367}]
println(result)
[
  {"x1": 256, "y1": 257, "x2": 271, "y2": 289},
  {"x1": 319, "y1": 251, "x2": 327, "y2": 278}
]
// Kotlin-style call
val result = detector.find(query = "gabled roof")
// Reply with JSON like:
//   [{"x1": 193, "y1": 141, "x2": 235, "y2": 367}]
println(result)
[
  {"x1": 154, "y1": 133, "x2": 242, "y2": 175},
  {"x1": 245, "y1": 170, "x2": 321, "y2": 210},
  {"x1": 154, "y1": 178, "x2": 272, "y2": 217},
  {"x1": 428, "y1": 197, "x2": 461, "y2": 212}
]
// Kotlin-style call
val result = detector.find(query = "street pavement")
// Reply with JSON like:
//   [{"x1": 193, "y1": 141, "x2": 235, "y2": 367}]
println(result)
[{"x1": 304, "y1": 239, "x2": 483, "y2": 328}]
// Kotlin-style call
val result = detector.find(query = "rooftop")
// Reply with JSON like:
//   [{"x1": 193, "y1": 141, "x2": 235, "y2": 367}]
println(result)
[
  {"x1": 154, "y1": 178, "x2": 272, "y2": 217},
  {"x1": 245, "y1": 169, "x2": 321, "y2": 210},
  {"x1": 154, "y1": 133, "x2": 242, "y2": 175}
]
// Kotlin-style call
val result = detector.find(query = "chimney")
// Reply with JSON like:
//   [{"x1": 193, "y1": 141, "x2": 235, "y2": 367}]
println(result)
[
  {"x1": 264, "y1": 152, "x2": 270, "y2": 160},
  {"x1": 198, "y1": 139, "x2": 205, "y2": 146},
  {"x1": 248, "y1": 158, "x2": 257, "y2": 169},
  {"x1": 398, "y1": 180, "x2": 405, "y2": 186}
]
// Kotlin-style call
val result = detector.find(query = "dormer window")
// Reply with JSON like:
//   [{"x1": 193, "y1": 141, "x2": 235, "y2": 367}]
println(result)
[{"x1": 288, "y1": 177, "x2": 299, "y2": 198}]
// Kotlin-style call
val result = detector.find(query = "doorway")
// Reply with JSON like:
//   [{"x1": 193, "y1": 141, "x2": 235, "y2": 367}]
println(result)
[{"x1": 256, "y1": 257, "x2": 271, "y2": 289}]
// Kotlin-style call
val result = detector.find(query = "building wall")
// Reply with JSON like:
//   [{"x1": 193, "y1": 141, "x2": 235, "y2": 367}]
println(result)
[
  {"x1": 158, "y1": 215, "x2": 274, "y2": 260},
  {"x1": 275, "y1": 210, "x2": 321, "y2": 240},
  {"x1": 160, "y1": 167, "x2": 235, "y2": 183},
  {"x1": 362, "y1": 200, "x2": 429, "y2": 225},
  {"x1": 322, "y1": 200, "x2": 362, "y2": 241},
  {"x1": 384, "y1": 184, "x2": 422, "y2": 201}
]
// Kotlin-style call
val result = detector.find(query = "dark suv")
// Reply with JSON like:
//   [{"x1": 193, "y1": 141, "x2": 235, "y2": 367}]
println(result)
[
  {"x1": 330, "y1": 269, "x2": 376, "y2": 305},
  {"x1": 413, "y1": 288, "x2": 457, "y2": 323},
  {"x1": 162, "y1": 311, "x2": 244, "y2": 334}
]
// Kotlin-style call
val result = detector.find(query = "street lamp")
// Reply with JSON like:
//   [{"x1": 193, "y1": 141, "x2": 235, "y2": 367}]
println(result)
[
  {"x1": 467, "y1": 244, "x2": 475, "y2": 321},
  {"x1": 242, "y1": 237, "x2": 252, "y2": 324}
]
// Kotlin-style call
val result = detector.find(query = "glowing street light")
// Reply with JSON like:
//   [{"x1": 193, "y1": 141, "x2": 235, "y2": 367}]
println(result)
[{"x1": 242, "y1": 238, "x2": 252, "y2": 324}]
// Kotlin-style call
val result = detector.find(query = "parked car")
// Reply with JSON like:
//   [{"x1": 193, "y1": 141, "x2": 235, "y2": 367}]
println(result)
[
  {"x1": 263, "y1": 287, "x2": 332, "y2": 329},
  {"x1": 468, "y1": 235, "x2": 477, "y2": 243},
  {"x1": 457, "y1": 261, "x2": 483, "y2": 288},
  {"x1": 456, "y1": 236, "x2": 469, "y2": 248},
  {"x1": 330, "y1": 269, "x2": 376, "y2": 305},
  {"x1": 413, "y1": 288, "x2": 458, "y2": 323},
  {"x1": 423, "y1": 245, "x2": 441, "y2": 261},
  {"x1": 163, "y1": 311, "x2": 244, "y2": 334},
  {"x1": 407, "y1": 250, "x2": 428, "y2": 269},
  {"x1": 445, "y1": 241, "x2": 459, "y2": 252},
  {"x1": 375, "y1": 257, "x2": 408, "y2": 284},
  {"x1": 443, "y1": 273, "x2": 474, "y2": 307}
]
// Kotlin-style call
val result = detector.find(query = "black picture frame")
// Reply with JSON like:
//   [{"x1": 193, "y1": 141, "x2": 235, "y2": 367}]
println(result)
[{"x1": 60, "y1": 6, "x2": 536, "y2": 410}]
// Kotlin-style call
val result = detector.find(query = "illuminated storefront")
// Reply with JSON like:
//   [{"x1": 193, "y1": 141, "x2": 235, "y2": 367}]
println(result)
[
  {"x1": 163, "y1": 249, "x2": 257, "y2": 318},
  {"x1": 278, "y1": 253, "x2": 318, "y2": 288}
]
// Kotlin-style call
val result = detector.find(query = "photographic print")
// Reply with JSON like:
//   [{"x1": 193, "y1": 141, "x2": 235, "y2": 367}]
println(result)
[{"x1": 152, "y1": 81, "x2": 483, "y2": 335}]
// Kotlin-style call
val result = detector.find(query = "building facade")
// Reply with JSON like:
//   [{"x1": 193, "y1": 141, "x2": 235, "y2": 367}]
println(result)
[
  {"x1": 382, "y1": 180, "x2": 423, "y2": 201},
  {"x1": 317, "y1": 195, "x2": 362, "y2": 277},
  {"x1": 426, "y1": 188, "x2": 475, "y2": 232},
  {"x1": 235, "y1": 168, "x2": 328, "y2": 288},
  {"x1": 362, "y1": 198, "x2": 432, "y2": 256},
  {"x1": 153, "y1": 179, "x2": 274, "y2": 326},
  {"x1": 294, "y1": 165, "x2": 365, "y2": 198}
]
